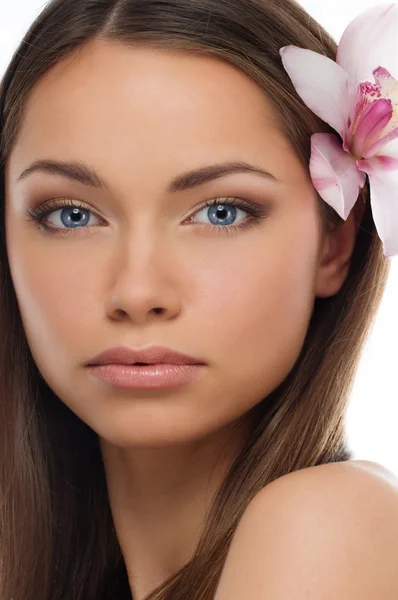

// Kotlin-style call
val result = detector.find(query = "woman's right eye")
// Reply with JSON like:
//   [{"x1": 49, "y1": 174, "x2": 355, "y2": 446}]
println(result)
[{"x1": 26, "y1": 198, "x2": 104, "y2": 236}]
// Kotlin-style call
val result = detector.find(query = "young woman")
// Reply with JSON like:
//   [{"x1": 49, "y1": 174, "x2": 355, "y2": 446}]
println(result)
[{"x1": 0, "y1": 0, "x2": 397, "y2": 599}]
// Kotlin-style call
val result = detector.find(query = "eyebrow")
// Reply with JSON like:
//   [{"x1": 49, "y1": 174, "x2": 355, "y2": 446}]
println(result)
[{"x1": 16, "y1": 159, "x2": 281, "y2": 192}]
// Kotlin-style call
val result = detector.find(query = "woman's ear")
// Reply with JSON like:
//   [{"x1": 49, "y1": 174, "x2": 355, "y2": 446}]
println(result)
[{"x1": 315, "y1": 197, "x2": 366, "y2": 299}]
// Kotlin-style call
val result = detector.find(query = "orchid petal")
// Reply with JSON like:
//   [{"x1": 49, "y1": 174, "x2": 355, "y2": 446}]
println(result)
[
  {"x1": 364, "y1": 124, "x2": 398, "y2": 158},
  {"x1": 310, "y1": 133, "x2": 366, "y2": 220},
  {"x1": 363, "y1": 161, "x2": 398, "y2": 258},
  {"x1": 358, "y1": 155, "x2": 398, "y2": 172},
  {"x1": 353, "y1": 98, "x2": 393, "y2": 157},
  {"x1": 280, "y1": 46, "x2": 354, "y2": 141},
  {"x1": 362, "y1": 68, "x2": 398, "y2": 157},
  {"x1": 377, "y1": 136, "x2": 398, "y2": 158},
  {"x1": 337, "y1": 3, "x2": 398, "y2": 84}
]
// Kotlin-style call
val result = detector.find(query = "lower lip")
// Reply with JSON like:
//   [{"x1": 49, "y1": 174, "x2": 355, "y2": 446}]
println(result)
[{"x1": 87, "y1": 363, "x2": 205, "y2": 390}]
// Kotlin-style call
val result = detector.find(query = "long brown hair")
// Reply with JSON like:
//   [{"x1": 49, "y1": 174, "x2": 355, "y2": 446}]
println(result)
[{"x1": 0, "y1": 1, "x2": 390, "y2": 598}]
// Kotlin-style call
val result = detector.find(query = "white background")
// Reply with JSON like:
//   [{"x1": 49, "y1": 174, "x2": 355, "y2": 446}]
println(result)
[{"x1": 1, "y1": 0, "x2": 397, "y2": 475}]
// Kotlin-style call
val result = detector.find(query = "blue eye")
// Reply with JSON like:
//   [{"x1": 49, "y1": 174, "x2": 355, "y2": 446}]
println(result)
[
  {"x1": 26, "y1": 198, "x2": 102, "y2": 237},
  {"x1": 49, "y1": 205, "x2": 100, "y2": 229},
  {"x1": 189, "y1": 199, "x2": 253, "y2": 230},
  {"x1": 25, "y1": 196, "x2": 268, "y2": 237}
]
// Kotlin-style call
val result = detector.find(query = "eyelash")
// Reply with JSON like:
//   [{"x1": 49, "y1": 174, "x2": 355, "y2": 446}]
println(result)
[{"x1": 25, "y1": 196, "x2": 268, "y2": 237}]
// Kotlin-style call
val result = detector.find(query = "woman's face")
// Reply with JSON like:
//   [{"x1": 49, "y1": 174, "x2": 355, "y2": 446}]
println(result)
[{"x1": 5, "y1": 41, "x2": 330, "y2": 447}]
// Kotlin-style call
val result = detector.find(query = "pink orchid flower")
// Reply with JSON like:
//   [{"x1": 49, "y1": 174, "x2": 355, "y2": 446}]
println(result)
[{"x1": 280, "y1": 3, "x2": 398, "y2": 258}]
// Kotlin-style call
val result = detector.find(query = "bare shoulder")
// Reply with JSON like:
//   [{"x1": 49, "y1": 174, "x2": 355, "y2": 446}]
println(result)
[
  {"x1": 214, "y1": 459, "x2": 398, "y2": 600},
  {"x1": 339, "y1": 459, "x2": 398, "y2": 488},
  {"x1": 246, "y1": 458, "x2": 398, "y2": 528},
  {"x1": 280, "y1": 458, "x2": 398, "y2": 492}
]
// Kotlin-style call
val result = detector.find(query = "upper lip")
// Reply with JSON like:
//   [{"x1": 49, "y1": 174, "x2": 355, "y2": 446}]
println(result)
[{"x1": 86, "y1": 345, "x2": 206, "y2": 366}]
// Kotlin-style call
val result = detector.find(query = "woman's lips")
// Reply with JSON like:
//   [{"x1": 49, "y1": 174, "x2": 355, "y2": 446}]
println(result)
[{"x1": 87, "y1": 363, "x2": 206, "y2": 390}]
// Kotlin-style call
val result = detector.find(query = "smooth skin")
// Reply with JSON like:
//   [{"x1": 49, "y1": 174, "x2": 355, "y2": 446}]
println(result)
[
  {"x1": 5, "y1": 40, "x2": 395, "y2": 599},
  {"x1": 214, "y1": 460, "x2": 398, "y2": 599}
]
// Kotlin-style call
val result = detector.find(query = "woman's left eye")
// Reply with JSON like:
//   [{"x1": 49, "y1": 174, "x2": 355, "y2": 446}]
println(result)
[
  {"x1": 188, "y1": 198, "x2": 266, "y2": 233},
  {"x1": 25, "y1": 196, "x2": 268, "y2": 236}
]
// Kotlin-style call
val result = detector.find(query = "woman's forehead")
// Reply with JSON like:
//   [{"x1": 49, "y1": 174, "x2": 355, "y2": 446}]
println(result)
[{"x1": 6, "y1": 41, "x2": 309, "y2": 195}]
